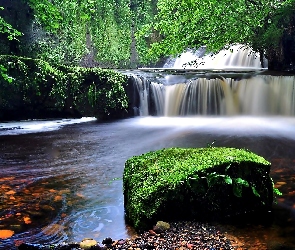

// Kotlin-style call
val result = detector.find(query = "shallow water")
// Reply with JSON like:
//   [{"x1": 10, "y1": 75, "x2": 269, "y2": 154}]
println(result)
[{"x1": 0, "y1": 116, "x2": 295, "y2": 249}]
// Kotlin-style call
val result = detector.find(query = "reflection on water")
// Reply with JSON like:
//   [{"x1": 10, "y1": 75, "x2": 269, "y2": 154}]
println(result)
[{"x1": 0, "y1": 116, "x2": 295, "y2": 249}]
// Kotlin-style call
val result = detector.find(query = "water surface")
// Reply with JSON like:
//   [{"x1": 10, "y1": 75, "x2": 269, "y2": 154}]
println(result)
[{"x1": 0, "y1": 116, "x2": 295, "y2": 249}]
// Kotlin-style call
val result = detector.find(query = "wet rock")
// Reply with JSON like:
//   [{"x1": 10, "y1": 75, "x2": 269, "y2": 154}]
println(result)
[
  {"x1": 124, "y1": 147, "x2": 273, "y2": 231},
  {"x1": 153, "y1": 221, "x2": 170, "y2": 233},
  {"x1": 26, "y1": 210, "x2": 44, "y2": 217},
  {"x1": 0, "y1": 229, "x2": 14, "y2": 239},
  {"x1": 80, "y1": 238, "x2": 98, "y2": 249},
  {"x1": 18, "y1": 243, "x2": 46, "y2": 250},
  {"x1": 102, "y1": 237, "x2": 113, "y2": 245},
  {"x1": 18, "y1": 221, "x2": 237, "y2": 249},
  {"x1": 148, "y1": 229, "x2": 157, "y2": 236}
]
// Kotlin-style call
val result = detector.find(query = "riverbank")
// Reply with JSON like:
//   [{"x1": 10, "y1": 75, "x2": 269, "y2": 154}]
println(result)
[
  {"x1": 15, "y1": 218, "x2": 295, "y2": 250},
  {"x1": 18, "y1": 221, "x2": 241, "y2": 249}
]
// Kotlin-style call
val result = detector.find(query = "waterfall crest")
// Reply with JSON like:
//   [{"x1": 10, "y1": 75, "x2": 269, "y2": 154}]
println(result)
[
  {"x1": 129, "y1": 74, "x2": 295, "y2": 117},
  {"x1": 164, "y1": 45, "x2": 267, "y2": 69}
]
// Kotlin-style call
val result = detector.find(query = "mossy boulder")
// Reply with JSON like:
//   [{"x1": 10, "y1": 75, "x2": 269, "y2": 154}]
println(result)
[
  {"x1": 0, "y1": 55, "x2": 129, "y2": 121},
  {"x1": 123, "y1": 147, "x2": 273, "y2": 230}
]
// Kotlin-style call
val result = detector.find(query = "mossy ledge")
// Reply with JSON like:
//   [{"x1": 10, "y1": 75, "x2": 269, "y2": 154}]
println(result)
[
  {"x1": 123, "y1": 147, "x2": 273, "y2": 231},
  {"x1": 0, "y1": 55, "x2": 129, "y2": 121}
]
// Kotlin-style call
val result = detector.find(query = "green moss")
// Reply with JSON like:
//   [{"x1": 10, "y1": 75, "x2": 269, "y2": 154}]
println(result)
[
  {"x1": 123, "y1": 147, "x2": 273, "y2": 230},
  {"x1": 0, "y1": 55, "x2": 129, "y2": 120}
]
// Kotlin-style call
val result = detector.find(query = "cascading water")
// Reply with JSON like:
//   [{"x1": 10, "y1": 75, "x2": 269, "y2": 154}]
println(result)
[
  {"x1": 129, "y1": 74, "x2": 295, "y2": 116},
  {"x1": 129, "y1": 44, "x2": 295, "y2": 117},
  {"x1": 164, "y1": 44, "x2": 267, "y2": 69}
]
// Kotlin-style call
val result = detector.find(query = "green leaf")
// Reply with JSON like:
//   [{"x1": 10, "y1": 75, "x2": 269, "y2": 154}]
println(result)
[
  {"x1": 234, "y1": 178, "x2": 249, "y2": 187},
  {"x1": 251, "y1": 186, "x2": 260, "y2": 197},
  {"x1": 224, "y1": 175, "x2": 232, "y2": 185},
  {"x1": 273, "y1": 187, "x2": 282, "y2": 196},
  {"x1": 207, "y1": 172, "x2": 221, "y2": 187}
]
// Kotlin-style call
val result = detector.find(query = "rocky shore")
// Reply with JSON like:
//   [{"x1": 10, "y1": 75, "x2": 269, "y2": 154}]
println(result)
[{"x1": 18, "y1": 221, "x2": 238, "y2": 250}]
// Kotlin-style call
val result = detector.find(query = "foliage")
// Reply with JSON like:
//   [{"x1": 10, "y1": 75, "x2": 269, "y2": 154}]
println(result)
[
  {"x1": 0, "y1": 7, "x2": 23, "y2": 41},
  {"x1": 0, "y1": 6, "x2": 23, "y2": 83},
  {"x1": 2, "y1": 0, "x2": 159, "y2": 67},
  {"x1": 27, "y1": 0, "x2": 62, "y2": 33},
  {"x1": 136, "y1": 0, "x2": 295, "y2": 64},
  {"x1": 0, "y1": 55, "x2": 64, "y2": 117},
  {"x1": 131, "y1": 0, "x2": 159, "y2": 65},
  {"x1": 0, "y1": 64, "x2": 13, "y2": 84},
  {"x1": 19, "y1": 0, "x2": 133, "y2": 67},
  {"x1": 23, "y1": 1, "x2": 88, "y2": 66},
  {"x1": 123, "y1": 147, "x2": 274, "y2": 230},
  {"x1": 0, "y1": 55, "x2": 129, "y2": 121},
  {"x1": 2, "y1": 0, "x2": 295, "y2": 67},
  {"x1": 252, "y1": 0, "x2": 295, "y2": 51},
  {"x1": 86, "y1": 0, "x2": 132, "y2": 67},
  {"x1": 57, "y1": 65, "x2": 129, "y2": 119}
]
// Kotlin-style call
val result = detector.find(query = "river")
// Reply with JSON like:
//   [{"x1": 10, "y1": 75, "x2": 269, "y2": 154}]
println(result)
[
  {"x1": 1, "y1": 46, "x2": 295, "y2": 248},
  {"x1": 0, "y1": 115, "x2": 295, "y2": 249}
]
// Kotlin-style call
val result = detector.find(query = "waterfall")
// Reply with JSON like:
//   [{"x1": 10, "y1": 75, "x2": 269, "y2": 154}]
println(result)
[
  {"x1": 129, "y1": 74, "x2": 295, "y2": 116},
  {"x1": 129, "y1": 75, "x2": 150, "y2": 116},
  {"x1": 128, "y1": 44, "x2": 292, "y2": 117},
  {"x1": 164, "y1": 44, "x2": 267, "y2": 69}
]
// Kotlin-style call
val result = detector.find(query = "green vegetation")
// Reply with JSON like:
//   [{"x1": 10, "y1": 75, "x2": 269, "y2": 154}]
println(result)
[
  {"x1": 1, "y1": 0, "x2": 133, "y2": 68},
  {"x1": 136, "y1": 0, "x2": 295, "y2": 68},
  {"x1": 1, "y1": 0, "x2": 295, "y2": 69},
  {"x1": 0, "y1": 7, "x2": 22, "y2": 41},
  {"x1": 123, "y1": 147, "x2": 274, "y2": 230},
  {"x1": 0, "y1": 6, "x2": 22, "y2": 84},
  {"x1": 1, "y1": 0, "x2": 294, "y2": 117},
  {"x1": 0, "y1": 55, "x2": 128, "y2": 121}
]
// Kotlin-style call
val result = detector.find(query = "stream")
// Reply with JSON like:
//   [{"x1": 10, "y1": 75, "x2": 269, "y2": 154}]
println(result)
[{"x1": 0, "y1": 116, "x2": 295, "y2": 249}]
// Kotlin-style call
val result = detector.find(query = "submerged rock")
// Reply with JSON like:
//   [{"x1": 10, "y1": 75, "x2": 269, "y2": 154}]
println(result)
[{"x1": 123, "y1": 147, "x2": 274, "y2": 230}]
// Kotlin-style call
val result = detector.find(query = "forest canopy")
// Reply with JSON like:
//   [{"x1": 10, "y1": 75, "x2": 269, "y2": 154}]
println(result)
[
  {"x1": 0, "y1": 0, "x2": 295, "y2": 68},
  {"x1": 137, "y1": 0, "x2": 295, "y2": 64}
]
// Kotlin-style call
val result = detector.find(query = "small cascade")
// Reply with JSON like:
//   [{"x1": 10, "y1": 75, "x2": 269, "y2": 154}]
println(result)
[
  {"x1": 130, "y1": 44, "x2": 291, "y2": 117},
  {"x1": 128, "y1": 75, "x2": 150, "y2": 116},
  {"x1": 166, "y1": 44, "x2": 267, "y2": 69},
  {"x1": 164, "y1": 47, "x2": 206, "y2": 69},
  {"x1": 129, "y1": 74, "x2": 295, "y2": 117}
]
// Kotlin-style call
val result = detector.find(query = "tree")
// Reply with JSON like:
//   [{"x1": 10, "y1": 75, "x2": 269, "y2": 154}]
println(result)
[
  {"x1": 0, "y1": 6, "x2": 22, "y2": 82},
  {"x1": 0, "y1": 7, "x2": 23, "y2": 41},
  {"x1": 0, "y1": 0, "x2": 134, "y2": 68},
  {"x1": 136, "y1": 0, "x2": 295, "y2": 68},
  {"x1": 25, "y1": 0, "x2": 136, "y2": 67}
]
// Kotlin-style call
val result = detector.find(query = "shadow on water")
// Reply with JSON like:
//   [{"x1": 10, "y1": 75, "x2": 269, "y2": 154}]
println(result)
[{"x1": 0, "y1": 116, "x2": 295, "y2": 249}]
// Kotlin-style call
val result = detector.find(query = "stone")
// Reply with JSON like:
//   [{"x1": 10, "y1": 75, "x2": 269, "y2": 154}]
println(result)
[
  {"x1": 102, "y1": 237, "x2": 113, "y2": 245},
  {"x1": 80, "y1": 238, "x2": 98, "y2": 249},
  {"x1": 153, "y1": 221, "x2": 170, "y2": 233},
  {"x1": 0, "y1": 229, "x2": 14, "y2": 239},
  {"x1": 123, "y1": 147, "x2": 274, "y2": 230}
]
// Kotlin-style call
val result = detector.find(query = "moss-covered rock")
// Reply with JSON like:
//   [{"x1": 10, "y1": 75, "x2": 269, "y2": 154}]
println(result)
[
  {"x1": 0, "y1": 55, "x2": 129, "y2": 121},
  {"x1": 123, "y1": 147, "x2": 274, "y2": 230}
]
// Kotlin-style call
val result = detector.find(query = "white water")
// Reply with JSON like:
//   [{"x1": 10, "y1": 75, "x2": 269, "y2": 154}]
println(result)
[
  {"x1": 166, "y1": 44, "x2": 267, "y2": 69},
  {"x1": 0, "y1": 117, "x2": 97, "y2": 135},
  {"x1": 132, "y1": 44, "x2": 274, "y2": 116},
  {"x1": 130, "y1": 74, "x2": 295, "y2": 116}
]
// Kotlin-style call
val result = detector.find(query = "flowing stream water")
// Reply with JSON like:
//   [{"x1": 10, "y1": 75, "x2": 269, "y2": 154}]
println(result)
[{"x1": 1, "y1": 48, "x2": 295, "y2": 249}]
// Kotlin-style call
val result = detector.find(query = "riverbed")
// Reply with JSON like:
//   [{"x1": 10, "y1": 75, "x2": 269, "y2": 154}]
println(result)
[{"x1": 0, "y1": 116, "x2": 295, "y2": 249}]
